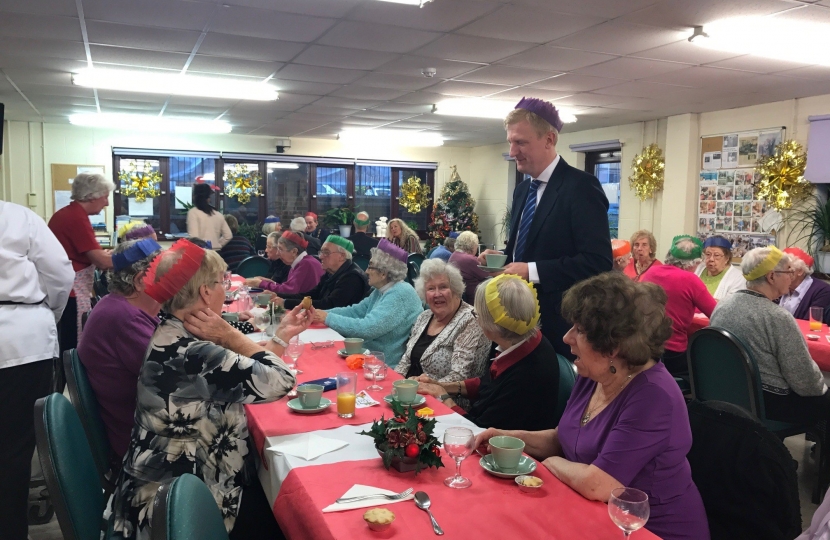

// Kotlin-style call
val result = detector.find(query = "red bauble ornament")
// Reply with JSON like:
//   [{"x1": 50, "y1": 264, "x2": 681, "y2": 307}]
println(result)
[{"x1": 405, "y1": 443, "x2": 420, "y2": 458}]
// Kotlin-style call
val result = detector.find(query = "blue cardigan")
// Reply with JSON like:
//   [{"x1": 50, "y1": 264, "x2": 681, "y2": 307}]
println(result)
[{"x1": 326, "y1": 281, "x2": 424, "y2": 367}]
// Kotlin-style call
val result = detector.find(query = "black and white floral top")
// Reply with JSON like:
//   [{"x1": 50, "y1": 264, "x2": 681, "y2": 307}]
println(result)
[{"x1": 110, "y1": 317, "x2": 295, "y2": 539}]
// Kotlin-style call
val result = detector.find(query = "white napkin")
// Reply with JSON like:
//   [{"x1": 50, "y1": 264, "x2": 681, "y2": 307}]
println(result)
[
  {"x1": 322, "y1": 484, "x2": 414, "y2": 513},
  {"x1": 267, "y1": 433, "x2": 348, "y2": 461},
  {"x1": 355, "y1": 390, "x2": 381, "y2": 409}
]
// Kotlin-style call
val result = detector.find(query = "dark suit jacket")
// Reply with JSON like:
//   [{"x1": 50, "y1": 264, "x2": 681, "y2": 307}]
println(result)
[
  {"x1": 351, "y1": 232, "x2": 379, "y2": 259},
  {"x1": 281, "y1": 260, "x2": 369, "y2": 310},
  {"x1": 505, "y1": 157, "x2": 613, "y2": 357}
]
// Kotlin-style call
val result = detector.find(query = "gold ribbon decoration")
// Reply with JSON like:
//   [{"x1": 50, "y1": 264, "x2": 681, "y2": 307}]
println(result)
[
  {"x1": 628, "y1": 144, "x2": 665, "y2": 201},
  {"x1": 224, "y1": 164, "x2": 262, "y2": 205},
  {"x1": 398, "y1": 175, "x2": 431, "y2": 213},
  {"x1": 119, "y1": 160, "x2": 161, "y2": 203},
  {"x1": 484, "y1": 274, "x2": 540, "y2": 335},
  {"x1": 743, "y1": 246, "x2": 783, "y2": 281},
  {"x1": 754, "y1": 140, "x2": 811, "y2": 211}
]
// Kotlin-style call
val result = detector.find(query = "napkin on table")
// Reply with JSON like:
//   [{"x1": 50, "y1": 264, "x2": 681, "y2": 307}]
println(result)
[
  {"x1": 267, "y1": 433, "x2": 348, "y2": 461},
  {"x1": 322, "y1": 484, "x2": 415, "y2": 513},
  {"x1": 355, "y1": 390, "x2": 381, "y2": 408}
]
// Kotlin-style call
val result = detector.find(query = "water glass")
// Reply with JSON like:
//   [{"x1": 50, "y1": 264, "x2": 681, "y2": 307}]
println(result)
[
  {"x1": 223, "y1": 271, "x2": 233, "y2": 292},
  {"x1": 253, "y1": 311, "x2": 271, "y2": 332},
  {"x1": 286, "y1": 336, "x2": 303, "y2": 374},
  {"x1": 364, "y1": 352, "x2": 384, "y2": 392},
  {"x1": 608, "y1": 487, "x2": 650, "y2": 538},
  {"x1": 443, "y1": 427, "x2": 474, "y2": 489},
  {"x1": 810, "y1": 306, "x2": 823, "y2": 332},
  {"x1": 336, "y1": 372, "x2": 357, "y2": 418}
]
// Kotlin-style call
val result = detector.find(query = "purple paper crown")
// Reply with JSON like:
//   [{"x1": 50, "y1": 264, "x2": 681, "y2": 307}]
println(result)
[
  {"x1": 376, "y1": 238, "x2": 408, "y2": 265},
  {"x1": 515, "y1": 97, "x2": 564, "y2": 132},
  {"x1": 124, "y1": 223, "x2": 156, "y2": 241}
]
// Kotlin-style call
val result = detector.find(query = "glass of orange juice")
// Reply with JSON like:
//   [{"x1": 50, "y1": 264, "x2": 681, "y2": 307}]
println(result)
[
  {"x1": 810, "y1": 306, "x2": 823, "y2": 332},
  {"x1": 336, "y1": 372, "x2": 357, "y2": 418}
]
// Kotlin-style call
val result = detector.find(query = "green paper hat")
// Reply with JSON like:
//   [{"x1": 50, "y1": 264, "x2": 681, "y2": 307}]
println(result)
[
  {"x1": 325, "y1": 235, "x2": 354, "y2": 253},
  {"x1": 354, "y1": 215, "x2": 371, "y2": 226},
  {"x1": 670, "y1": 235, "x2": 703, "y2": 260}
]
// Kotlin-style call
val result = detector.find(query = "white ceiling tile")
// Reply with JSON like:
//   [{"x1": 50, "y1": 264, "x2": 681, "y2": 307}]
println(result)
[
  {"x1": 90, "y1": 46, "x2": 189, "y2": 70},
  {"x1": 552, "y1": 22, "x2": 687, "y2": 55},
  {"x1": 773, "y1": 65, "x2": 830, "y2": 81},
  {"x1": 95, "y1": 89, "x2": 169, "y2": 104},
  {"x1": 349, "y1": 111, "x2": 415, "y2": 121},
  {"x1": 498, "y1": 45, "x2": 618, "y2": 72},
  {"x1": 550, "y1": 93, "x2": 627, "y2": 107},
  {"x1": 165, "y1": 95, "x2": 239, "y2": 108},
  {"x1": 573, "y1": 57, "x2": 690, "y2": 79},
  {"x1": 271, "y1": 80, "x2": 342, "y2": 96},
  {"x1": 347, "y1": 0, "x2": 500, "y2": 32},
  {"x1": 390, "y1": 91, "x2": 445, "y2": 105},
  {"x1": 1, "y1": 0, "x2": 77, "y2": 17},
  {"x1": 276, "y1": 64, "x2": 366, "y2": 84},
  {"x1": 285, "y1": 111, "x2": 343, "y2": 123},
  {"x1": 210, "y1": 6, "x2": 335, "y2": 42},
  {"x1": 484, "y1": 87, "x2": 573, "y2": 102},
  {"x1": 84, "y1": 0, "x2": 214, "y2": 31},
  {"x1": 615, "y1": 0, "x2": 793, "y2": 29},
  {"x1": 509, "y1": 0, "x2": 660, "y2": 19},
  {"x1": 317, "y1": 21, "x2": 440, "y2": 54},
  {"x1": 704, "y1": 55, "x2": 816, "y2": 75},
  {"x1": 0, "y1": 68, "x2": 71, "y2": 86},
  {"x1": 294, "y1": 45, "x2": 399, "y2": 71},
  {"x1": 640, "y1": 66, "x2": 756, "y2": 88},
  {"x1": 197, "y1": 34, "x2": 307, "y2": 63},
  {"x1": 413, "y1": 35, "x2": 536, "y2": 63},
  {"x1": 632, "y1": 41, "x2": 741, "y2": 65},
  {"x1": 375, "y1": 55, "x2": 481, "y2": 79},
  {"x1": 0, "y1": 37, "x2": 87, "y2": 62},
  {"x1": 15, "y1": 83, "x2": 94, "y2": 98},
  {"x1": 27, "y1": 95, "x2": 98, "y2": 108},
  {"x1": 592, "y1": 81, "x2": 704, "y2": 100},
  {"x1": 429, "y1": 80, "x2": 512, "y2": 97},
  {"x1": 297, "y1": 104, "x2": 358, "y2": 116},
  {"x1": 314, "y1": 96, "x2": 382, "y2": 109},
  {"x1": 0, "y1": 12, "x2": 81, "y2": 41},
  {"x1": 98, "y1": 99, "x2": 164, "y2": 111},
  {"x1": 457, "y1": 6, "x2": 607, "y2": 44},
  {"x1": 219, "y1": 0, "x2": 362, "y2": 19},
  {"x1": 371, "y1": 103, "x2": 434, "y2": 114},
  {"x1": 353, "y1": 72, "x2": 439, "y2": 91},
  {"x1": 35, "y1": 105, "x2": 97, "y2": 117},
  {"x1": 85, "y1": 21, "x2": 200, "y2": 53},
  {"x1": 0, "y1": 55, "x2": 86, "y2": 73},
  {"x1": 330, "y1": 85, "x2": 409, "y2": 100},
  {"x1": 455, "y1": 65, "x2": 561, "y2": 85},
  {"x1": 530, "y1": 73, "x2": 622, "y2": 92},
  {"x1": 187, "y1": 56, "x2": 282, "y2": 78}
]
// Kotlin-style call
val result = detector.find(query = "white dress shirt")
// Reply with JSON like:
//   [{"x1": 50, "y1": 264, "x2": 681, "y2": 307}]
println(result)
[
  {"x1": 779, "y1": 275, "x2": 813, "y2": 315},
  {"x1": 514, "y1": 154, "x2": 561, "y2": 284},
  {"x1": 0, "y1": 201, "x2": 74, "y2": 369}
]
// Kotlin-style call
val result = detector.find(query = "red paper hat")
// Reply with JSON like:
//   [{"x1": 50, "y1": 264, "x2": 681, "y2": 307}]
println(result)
[
  {"x1": 612, "y1": 239, "x2": 631, "y2": 258},
  {"x1": 195, "y1": 176, "x2": 220, "y2": 191},
  {"x1": 784, "y1": 247, "x2": 814, "y2": 268},
  {"x1": 305, "y1": 212, "x2": 317, "y2": 219},
  {"x1": 281, "y1": 230, "x2": 309, "y2": 250},
  {"x1": 143, "y1": 239, "x2": 206, "y2": 303}
]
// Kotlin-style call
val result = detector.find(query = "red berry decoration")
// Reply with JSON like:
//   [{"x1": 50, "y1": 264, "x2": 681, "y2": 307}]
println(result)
[
  {"x1": 432, "y1": 447, "x2": 441, "y2": 457},
  {"x1": 405, "y1": 443, "x2": 420, "y2": 458}
]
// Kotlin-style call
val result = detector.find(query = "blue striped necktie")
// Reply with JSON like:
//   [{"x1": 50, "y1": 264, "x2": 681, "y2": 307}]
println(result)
[{"x1": 513, "y1": 179, "x2": 541, "y2": 262}]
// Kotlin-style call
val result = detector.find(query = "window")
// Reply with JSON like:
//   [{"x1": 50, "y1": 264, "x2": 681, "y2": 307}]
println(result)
[
  {"x1": 222, "y1": 162, "x2": 262, "y2": 227},
  {"x1": 168, "y1": 156, "x2": 215, "y2": 235},
  {"x1": 396, "y1": 169, "x2": 432, "y2": 233},
  {"x1": 116, "y1": 158, "x2": 163, "y2": 232},
  {"x1": 266, "y1": 162, "x2": 308, "y2": 221},
  {"x1": 586, "y1": 150, "x2": 621, "y2": 239},
  {"x1": 355, "y1": 165, "x2": 392, "y2": 223}
]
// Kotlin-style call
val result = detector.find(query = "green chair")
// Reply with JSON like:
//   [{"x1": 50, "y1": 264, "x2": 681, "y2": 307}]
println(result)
[
  {"x1": 235, "y1": 256, "x2": 271, "y2": 278},
  {"x1": 552, "y1": 354, "x2": 576, "y2": 426},
  {"x1": 408, "y1": 253, "x2": 425, "y2": 273},
  {"x1": 34, "y1": 393, "x2": 110, "y2": 540},
  {"x1": 425, "y1": 246, "x2": 437, "y2": 259},
  {"x1": 151, "y1": 474, "x2": 229, "y2": 540},
  {"x1": 353, "y1": 254, "x2": 370, "y2": 271},
  {"x1": 64, "y1": 349, "x2": 117, "y2": 493}
]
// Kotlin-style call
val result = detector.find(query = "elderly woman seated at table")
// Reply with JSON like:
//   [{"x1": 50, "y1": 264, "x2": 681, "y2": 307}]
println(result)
[
  {"x1": 623, "y1": 229, "x2": 661, "y2": 280},
  {"x1": 711, "y1": 246, "x2": 830, "y2": 427},
  {"x1": 395, "y1": 259, "x2": 490, "y2": 401},
  {"x1": 448, "y1": 230, "x2": 490, "y2": 301},
  {"x1": 611, "y1": 239, "x2": 631, "y2": 272},
  {"x1": 778, "y1": 247, "x2": 830, "y2": 322},
  {"x1": 415, "y1": 274, "x2": 560, "y2": 430},
  {"x1": 77, "y1": 238, "x2": 162, "y2": 461},
  {"x1": 245, "y1": 231, "x2": 324, "y2": 295},
  {"x1": 695, "y1": 235, "x2": 745, "y2": 300},
  {"x1": 640, "y1": 235, "x2": 716, "y2": 380},
  {"x1": 314, "y1": 239, "x2": 422, "y2": 367},
  {"x1": 474, "y1": 272, "x2": 708, "y2": 540},
  {"x1": 111, "y1": 239, "x2": 310, "y2": 540},
  {"x1": 275, "y1": 235, "x2": 369, "y2": 310}
]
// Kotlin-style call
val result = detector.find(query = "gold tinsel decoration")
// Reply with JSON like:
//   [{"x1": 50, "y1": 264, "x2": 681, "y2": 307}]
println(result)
[
  {"x1": 119, "y1": 160, "x2": 161, "y2": 203},
  {"x1": 224, "y1": 164, "x2": 261, "y2": 205},
  {"x1": 753, "y1": 140, "x2": 811, "y2": 211},
  {"x1": 628, "y1": 144, "x2": 665, "y2": 201},
  {"x1": 398, "y1": 175, "x2": 431, "y2": 213}
]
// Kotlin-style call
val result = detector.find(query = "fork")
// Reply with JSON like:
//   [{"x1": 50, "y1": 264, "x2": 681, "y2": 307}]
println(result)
[{"x1": 335, "y1": 488, "x2": 413, "y2": 504}]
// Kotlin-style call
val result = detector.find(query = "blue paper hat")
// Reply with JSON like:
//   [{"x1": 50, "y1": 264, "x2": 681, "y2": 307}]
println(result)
[
  {"x1": 703, "y1": 236, "x2": 732, "y2": 250},
  {"x1": 265, "y1": 216, "x2": 281, "y2": 223},
  {"x1": 449, "y1": 231, "x2": 461, "y2": 239},
  {"x1": 112, "y1": 238, "x2": 161, "y2": 272}
]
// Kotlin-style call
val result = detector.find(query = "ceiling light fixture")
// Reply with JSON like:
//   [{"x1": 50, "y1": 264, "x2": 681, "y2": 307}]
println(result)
[
  {"x1": 690, "y1": 16, "x2": 830, "y2": 65},
  {"x1": 267, "y1": 163, "x2": 300, "y2": 170},
  {"x1": 72, "y1": 68, "x2": 278, "y2": 101},
  {"x1": 434, "y1": 98, "x2": 578, "y2": 124},
  {"x1": 376, "y1": 0, "x2": 434, "y2": 7},
  {"x1": 69, "y1": 113, "x2": 232, "y2": 134},
  {"x1": 338, "y1": 129, "x2": 444, "y2": 147}
]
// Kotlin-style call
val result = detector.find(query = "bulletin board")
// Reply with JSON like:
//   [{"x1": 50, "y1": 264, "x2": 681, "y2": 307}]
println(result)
[
  {"x1": 696, "y1": 128, "x2": 784, "y2": 258},
  {"x1": 51, "y1": 163, "x2": 107, "y2": 226}
]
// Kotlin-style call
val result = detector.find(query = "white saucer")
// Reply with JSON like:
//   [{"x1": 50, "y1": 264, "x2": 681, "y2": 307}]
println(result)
[
  {"x1": 337, "y1": 348, "x2": 370, "y2": 357},
  {"x1": 477, "y1": 265, "x2": 506, "y2": 272}
]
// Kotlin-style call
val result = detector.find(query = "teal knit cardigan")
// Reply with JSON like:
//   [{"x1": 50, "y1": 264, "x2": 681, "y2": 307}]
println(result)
[{"x1": 326, "y1": 281, "x2": 424, "y2": 367}]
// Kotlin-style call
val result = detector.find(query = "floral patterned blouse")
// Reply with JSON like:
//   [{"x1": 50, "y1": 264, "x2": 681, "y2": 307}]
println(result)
[{"x1": 110, "y1": 317, "x2": 295, "y2": 539}]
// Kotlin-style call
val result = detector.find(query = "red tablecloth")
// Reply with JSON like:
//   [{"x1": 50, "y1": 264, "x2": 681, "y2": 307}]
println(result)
[
  {"x1": 274, "y1": 456, "x2": 660, "y2": 540},
  {"x1": 689, "y1": 315, "x2": 830, "y2": 372}
]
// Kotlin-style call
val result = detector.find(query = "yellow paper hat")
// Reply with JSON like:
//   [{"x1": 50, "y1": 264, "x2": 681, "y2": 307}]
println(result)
[
  {"x1": 484, "y1": 274, "x2": 541, "y2": 335},
  {"x1": 743, "y1": 246, "x2": 783, "y2": 281}
]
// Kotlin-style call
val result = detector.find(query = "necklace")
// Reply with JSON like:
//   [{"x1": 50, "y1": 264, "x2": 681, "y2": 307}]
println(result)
[{"x1": 581, "y1": 374, "x2": 634, "y2": 426}]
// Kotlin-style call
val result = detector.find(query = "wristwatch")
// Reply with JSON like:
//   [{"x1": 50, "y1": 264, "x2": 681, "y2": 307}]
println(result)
[
  {"x1": 438, "y1": 394, "x2": 451, "y2": 402},
  {"x1": 271, "y1": 335, "x2": 288, "y2": 348}
]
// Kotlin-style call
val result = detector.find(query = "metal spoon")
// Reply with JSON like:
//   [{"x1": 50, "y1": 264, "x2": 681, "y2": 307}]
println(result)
[{"x1": 414, "y1": 491, "x2": 444, "y2": 535}]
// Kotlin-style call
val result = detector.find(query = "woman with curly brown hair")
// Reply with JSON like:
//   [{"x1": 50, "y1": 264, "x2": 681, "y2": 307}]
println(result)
[
  {"x1": 475, "y1": 272, "x2": 708, "y2": 540},
  {"x1": 386, "y1": 218, "x2": 422, "y2": 255}
]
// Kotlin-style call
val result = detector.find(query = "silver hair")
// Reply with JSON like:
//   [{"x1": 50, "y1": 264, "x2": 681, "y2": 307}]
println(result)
[
  {"x1": 289, "y1": 217, "x2": 307, "y2": 232},
  {"x1": 354, "y1": 211, "x2": 370, "y2": 231},
  {"x1": 369, "y1": 247, "x2": 408, "y2": 284},
  {"x1": 324, "y1": 241, "x2": 352, "y2": 261},
  {"x1": 791, "y1": 256, "x2": 813, "y2": 276},
  {"x1": 414, "y1": 259, "x2": 464, "y2": 303},
  {"x1": 266, "y1": 231, "x2": 281, "y2": 245},
  {"x1": 443, "y1": 237, "x2": 456, "y2": 250},
  {"x1": 474, "y1": 277, "x2": 539, "y2": 344},
  {"x1": 262, "y1": 217, "x2": 280, "y2": 234},
  {"x1": 664, "y1": 238, "x2": 702, "y2": 271},
  {"x1": 743, "y1": 248, "x2": 791, "y2": 288},
  {"x1": 277, "y1": 234, "x2": 304, "y2": 255},
  {"x1": 454, "y1": 231, "x2": 479, "y2": 255},
  {"x1": 71, "y1": 172, "x2": 114, "y2": 202},
  {"x1": 106, "y1": 239, "x2": 160, "y2": 296}
]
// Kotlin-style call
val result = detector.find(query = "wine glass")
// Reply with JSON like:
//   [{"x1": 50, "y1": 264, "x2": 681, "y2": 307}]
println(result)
[
  {"x1": 253, "y1": 311, "x2": 271, "y2": 332},
  {"x1": 364, "y1": 352, "x2": 384, "y2": 392},
  {"x1": 223, "y1": 271, "x2": 233, "y2": 291},
  {"x1": 608, "y1": 487, "x2": 650, "y2": 538},
  {"x1": 443, "y1": 427, "x2": 474, "y2": 489},
  {"x1": 286, "y1": 336, "x2": 304, "y2": 374}
]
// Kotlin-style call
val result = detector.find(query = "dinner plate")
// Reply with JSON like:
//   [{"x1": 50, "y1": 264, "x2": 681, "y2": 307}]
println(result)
[
  {"x1": 286, "y1": 397, "x2": 332, "y2": 414},
  {"x1": 477, "y1": 265, "x2": 506, "y2": 273},
  {"x1": 337, "y1": 348, "x2": 371, "y2": 357},
  {"x1": 383, "y1": 394, "x2": 427, "y2": 407},
  {"x1": 479, "y1": 454, "x2": 537, "y2": 478}
]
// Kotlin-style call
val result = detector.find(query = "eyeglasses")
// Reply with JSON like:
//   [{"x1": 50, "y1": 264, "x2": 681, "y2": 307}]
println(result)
[
  {"x1": 704, "y1": 253, "x2": 725, "y2": 260},
  {"x1": 774, "y1": 269, "x2": 796, "y2": 275},
  {"x1": 366, "y1": 265, "x2": 378, "y2": 272},
  {"x1": 319, "y1": 249, "x2": 337, "y2": 257}
]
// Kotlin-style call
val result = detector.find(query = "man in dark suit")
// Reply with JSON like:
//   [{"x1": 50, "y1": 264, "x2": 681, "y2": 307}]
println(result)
[{"x1": 481, "y1": 97, "x2": 613, "y2": 358}]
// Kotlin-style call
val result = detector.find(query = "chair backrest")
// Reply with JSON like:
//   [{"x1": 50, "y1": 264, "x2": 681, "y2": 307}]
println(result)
[
  {"x1": 408, "y1": 252, "x2": 425, "y2": 272},
  {"x1": 34, "y1": 393, "x2": 106, "y2": 540},
  {"x1": 63, "y1": 349, "x2": 112, "y2": 485},
  {"x1": 425, "y1": 246, "x2": 437, "y2": 259},
  {"x1": 552, "y1": 354, "x2": 576, "y2": 426},
  {"x1": 687, "y1": 327, "x2": 765, "y2": 421},
  {"x1": 151, "y1": 474, "x2": 230, "y2": 540},
  {"x1": 353, "y1": 254, "x2": 370, "y2": 271},
  {"x1": 235, "y1": 255, "x2": 271, "y2": 278}
]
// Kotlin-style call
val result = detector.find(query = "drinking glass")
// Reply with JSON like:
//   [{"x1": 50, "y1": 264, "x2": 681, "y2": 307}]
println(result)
[
  {"x1": 364, "y1": 352, "x2": 384, "y2": 392},
  {"x1": 257, "y1": 250, "x2": 266, "y2": 257},
  {"x1": 336, "y1": 372, "x2": 357, "y2": 418},
  {"x1": 237, "y1": 285, "x2": 251, "y2": 311},
  {"x1": 608, "y1": 487, "x2": 650, "y2": 538},
  {"x1": 810, "y1": 306, "x2": 823, "y2": 332},
  {"x1": 443, "y1": 427, "x2": 474, "y2": 489},
  {"x1": 223, "y1": 271, "x2": 233, "y2": 291},
  {"x1": 253, "y1": 311, "x2": 271, "y2": 332},
  {"x1": 286, "y1": 336, "x2": 303, "y2": 374}
]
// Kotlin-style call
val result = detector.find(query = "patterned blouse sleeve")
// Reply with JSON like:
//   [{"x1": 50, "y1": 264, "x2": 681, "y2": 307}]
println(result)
[{"x1": 437, "y1": 314, "x2": 491, "y2": 383}]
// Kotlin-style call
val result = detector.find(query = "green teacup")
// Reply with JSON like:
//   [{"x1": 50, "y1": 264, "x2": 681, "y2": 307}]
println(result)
[
  {"x1": 344, "y1": 338, "x2": 365, "y2": 354},
  {"x1": 392, "y1": 380, "x2": 419, "y2": 404},
  {"x1": 256, "y1": 293, "x2": 271, "y2": 307},
  {"x1": 485, "y1": 253, "x2": 507, "y2": 268},
  {"x1": 221, "y1": 312, "x2": 239, "y2": 323},
  {"x1": 297, "y1": 384, "x2": 324, "y2": 409},
  {"x1": 489, "y1": 436, "x2": 525, "y2": 472}
]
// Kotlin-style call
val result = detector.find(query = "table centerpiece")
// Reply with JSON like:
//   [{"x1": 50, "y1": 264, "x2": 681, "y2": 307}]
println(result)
[{"x1": 360, "y1": 401, "x2": 444, "y2": 474}]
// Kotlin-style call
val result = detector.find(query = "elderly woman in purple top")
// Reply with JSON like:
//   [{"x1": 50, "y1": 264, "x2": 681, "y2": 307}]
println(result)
[
  {"x1": 475, "y1": 272, "x2": 709, "y2": 540},
  {"x1": 245, "y1": 230, "x2": 324, "y2": 296}
]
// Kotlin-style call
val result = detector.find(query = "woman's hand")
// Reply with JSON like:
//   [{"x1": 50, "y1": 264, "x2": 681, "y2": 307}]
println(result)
[
  {"x1": 473, "y1": 427, "x2": 507, "y2": 455},
  {"x1": 183, "y1": 308, "x2": 236, "y2": 347},
  {"x1": 411, "y1": 374, "x2": 439, "y2": 385},
  {"x1": 238, "y1": 310, "x2": 253, "y2": 322},
  {"x1": 314, "y1": 309, "x2": 328, "y2": 323},
  {"x1": 477, "y1": 249, "x2": 502, "y2": 265},
  {"x1": 417, "y1": 382, "x2": 445, "y2": 398},
  {"x1": 245, "y1": 277, "x2": 263, "y2": 287},
  {"x1": 275, "y1": 305, "x2": 314, "y2": 342},
  {"x1": 270, "y1": 294, "x2": 284, "y2": 307},
  {"x1": 541, "y1": 456, "x2": 567, "y2": 481}
]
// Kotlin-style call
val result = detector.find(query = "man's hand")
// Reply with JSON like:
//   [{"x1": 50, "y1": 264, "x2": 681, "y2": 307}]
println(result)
[
  {"x1": 477, "y1": 249, "x2": 502, "y2": 266},
  {"x1": 502, "y1": 262, "x2": 529, "y2": 280}
]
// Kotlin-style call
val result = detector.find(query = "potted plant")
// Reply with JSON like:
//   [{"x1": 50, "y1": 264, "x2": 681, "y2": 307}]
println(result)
[
  {"x1": 360, "y1": 401, "x2": 444, "y2": 474},
  {"x1": 787, "y1": 194, "x2": 830, "y2": 274},
  {"x1": 498, "y1": 206, "x2": 512, "y2": 245},
  {"x1": 323, "y1": 206, "x2": 357, "y2": 238}
]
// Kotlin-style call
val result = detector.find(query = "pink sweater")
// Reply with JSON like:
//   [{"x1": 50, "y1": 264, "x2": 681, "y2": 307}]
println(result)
[
  {"x1": 640, "y1": 265, "x2": 716, "y2": 353},
  {"x1": 262, "y1": 254, "x2": 324, "y2": 295}
]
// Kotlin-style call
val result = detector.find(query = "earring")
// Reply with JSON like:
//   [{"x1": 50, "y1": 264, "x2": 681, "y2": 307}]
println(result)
[{"x1": 609, "y1": 362, "x2": 617, "y2": 374}]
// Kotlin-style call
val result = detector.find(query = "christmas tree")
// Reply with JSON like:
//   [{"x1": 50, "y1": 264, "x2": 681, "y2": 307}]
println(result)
[{"x1": 427, "y1": 165, "x2": 480, "y2": 249}]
